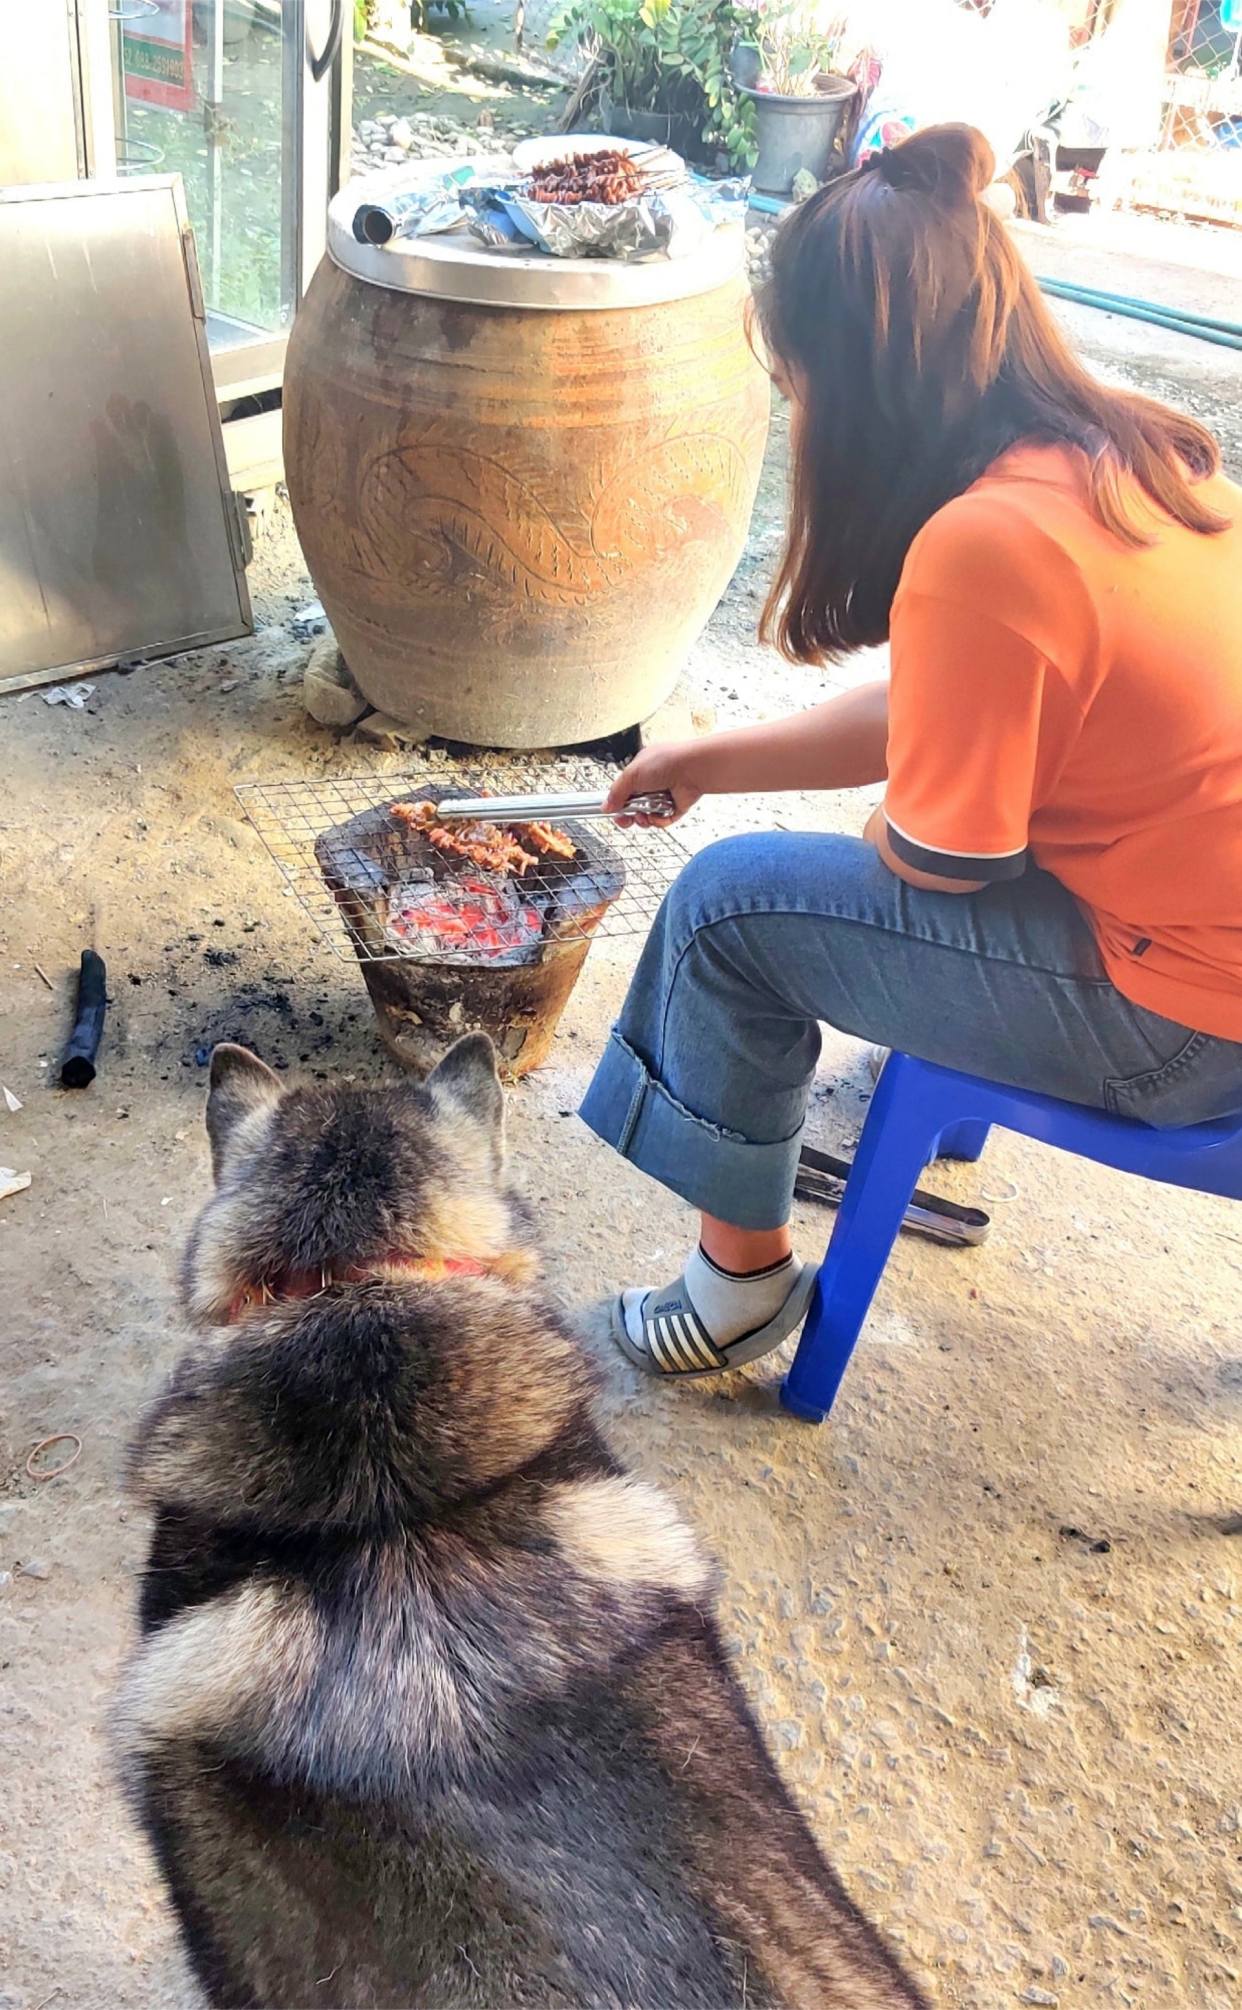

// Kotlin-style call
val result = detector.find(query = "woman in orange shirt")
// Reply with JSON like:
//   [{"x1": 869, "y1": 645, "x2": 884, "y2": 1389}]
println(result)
[{"x1": 581, "y1": 123, "x2": 1242, "y2": 1382}]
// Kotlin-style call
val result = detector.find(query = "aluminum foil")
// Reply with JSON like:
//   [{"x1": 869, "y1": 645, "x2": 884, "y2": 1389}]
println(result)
[
  {"x1": 463, "y1": 176, "x2": 749, "y2": 262},
  {"x1": 351, "y1": 166, "x2": 480, "y2": 247},
  {"x1": 352, "y1": 164, "x2": 750, "y2": 263}
]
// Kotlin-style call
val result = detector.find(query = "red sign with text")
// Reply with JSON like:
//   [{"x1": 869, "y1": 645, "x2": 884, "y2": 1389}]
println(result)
[{"x1": 124, "y1": 1, "x2": 194, "y2": 115}]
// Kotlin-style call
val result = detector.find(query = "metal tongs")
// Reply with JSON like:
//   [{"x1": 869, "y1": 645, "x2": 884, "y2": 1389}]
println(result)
[
  {"x1": 795, "y1": 1143, "x2": 990, "y2": 1249},
  {"x1": 434, "y1": 788, "x2": 676, "y2": 823}
]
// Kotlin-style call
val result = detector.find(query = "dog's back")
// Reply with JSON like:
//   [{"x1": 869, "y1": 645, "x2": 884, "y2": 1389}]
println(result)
[{"x1": 116, "y1": 1038, "x2": 928, "y2": 2009}]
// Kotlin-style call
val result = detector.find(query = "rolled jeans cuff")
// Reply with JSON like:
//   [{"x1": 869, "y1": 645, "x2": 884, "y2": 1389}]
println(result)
[{"x1": 578, "y1": 1031, "x2": 804, "y2": 1232}]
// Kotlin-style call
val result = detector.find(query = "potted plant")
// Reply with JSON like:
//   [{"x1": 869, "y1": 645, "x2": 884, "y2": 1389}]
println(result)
[
  {"x1": 549, "y1": 0, "x2": 756, "y2": 172},
  {"x1": 736, "y1": 3, "x2": 857, "y2": 197}
]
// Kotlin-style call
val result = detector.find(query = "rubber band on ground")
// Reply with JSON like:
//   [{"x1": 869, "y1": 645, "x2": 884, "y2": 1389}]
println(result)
[{"x1": 25, "y1": 1433, "x2": 82, "y2": 1483}]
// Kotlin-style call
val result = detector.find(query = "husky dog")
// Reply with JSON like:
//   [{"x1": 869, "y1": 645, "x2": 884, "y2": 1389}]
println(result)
[{"x1": 115, "y1": 1037, "x2": 928, "y2": 2010}]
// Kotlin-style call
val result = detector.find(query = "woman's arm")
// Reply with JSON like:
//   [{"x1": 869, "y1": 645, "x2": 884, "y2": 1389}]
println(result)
[
  {"x1": 607, "y1": 679, "x2": 984, "y2": 896},
  {"x1": 604, "y1": 680, "x2": 891, "y2": 821}
]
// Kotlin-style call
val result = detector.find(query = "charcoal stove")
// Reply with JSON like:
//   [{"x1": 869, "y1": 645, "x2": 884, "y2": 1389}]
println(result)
[{"x1": 237, "y1": 775, "x2": 689, "y2": 1078}]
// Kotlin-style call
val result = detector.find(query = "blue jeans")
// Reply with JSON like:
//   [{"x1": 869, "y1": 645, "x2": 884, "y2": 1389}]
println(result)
[{"x1": 580, "y1": 832, "x2": 1242, "y2": 1231}]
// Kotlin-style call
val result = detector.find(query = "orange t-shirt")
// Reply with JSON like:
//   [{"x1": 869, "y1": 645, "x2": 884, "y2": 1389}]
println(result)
[{"x1": 883, "y1": 441, "x2": 1242, "y2": 1041}]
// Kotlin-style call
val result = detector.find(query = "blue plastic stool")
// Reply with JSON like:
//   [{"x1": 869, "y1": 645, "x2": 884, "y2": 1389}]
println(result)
[{"x1": 780, "y1": 1051, "x2": 1242, "y2": 1424}]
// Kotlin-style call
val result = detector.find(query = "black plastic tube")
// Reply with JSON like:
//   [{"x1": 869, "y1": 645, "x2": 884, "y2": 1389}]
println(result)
[{"x1": 60, "y1": 949, "x2": 107, "y2": 1089}]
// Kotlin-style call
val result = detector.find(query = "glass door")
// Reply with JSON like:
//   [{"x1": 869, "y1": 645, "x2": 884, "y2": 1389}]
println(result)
[{"x1": 103, "y1": 1, "x2": 342, "y2": 390}]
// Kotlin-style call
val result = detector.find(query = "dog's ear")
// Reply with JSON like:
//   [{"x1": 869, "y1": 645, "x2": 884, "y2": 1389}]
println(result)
[
  {"x1": 426, "y1": 1034, "x2": 505, "y2": 1164},
  {"x1": 206, "y1": 1043, "x2": 282, "y2": 1181}
]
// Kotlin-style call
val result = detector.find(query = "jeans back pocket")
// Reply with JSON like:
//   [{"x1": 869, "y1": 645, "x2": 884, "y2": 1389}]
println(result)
[{"x1": 1104, "y1": 1028, "x2": 1242, "y2": 1126}]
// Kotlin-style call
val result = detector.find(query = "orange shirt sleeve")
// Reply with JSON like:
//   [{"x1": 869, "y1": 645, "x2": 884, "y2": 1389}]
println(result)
[{"x1": 884, "y1": 590, "x2": 1084, "y2": 883}]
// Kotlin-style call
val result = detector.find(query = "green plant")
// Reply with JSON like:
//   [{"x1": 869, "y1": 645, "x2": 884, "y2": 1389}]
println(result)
[
  {"x1": 745, "y1": 3, "x2": 849, "y2": 97},
  {"x1": 549, "y1": 0, "x2": 756, "y2": 170}
]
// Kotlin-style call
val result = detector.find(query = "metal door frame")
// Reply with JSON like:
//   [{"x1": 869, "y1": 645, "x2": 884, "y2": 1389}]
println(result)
[{"x1": 67, "y1": 0, "x2": 347, "y2": 400}]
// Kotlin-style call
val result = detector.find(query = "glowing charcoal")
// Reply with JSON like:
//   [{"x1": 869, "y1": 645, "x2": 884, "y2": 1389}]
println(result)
[{"x1": 385, "y1": 878, "x2": 544, "y2": 961}]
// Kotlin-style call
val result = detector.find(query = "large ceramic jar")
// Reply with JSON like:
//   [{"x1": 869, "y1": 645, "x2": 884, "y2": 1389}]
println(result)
[{"x1": 283, "y1": 171, "x2": 769, "y2": 748}]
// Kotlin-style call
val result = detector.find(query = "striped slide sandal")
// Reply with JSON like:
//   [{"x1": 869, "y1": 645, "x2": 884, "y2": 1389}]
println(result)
[{"x1": 610, "y1": 1262, "x2": 818, "y2": 1379}]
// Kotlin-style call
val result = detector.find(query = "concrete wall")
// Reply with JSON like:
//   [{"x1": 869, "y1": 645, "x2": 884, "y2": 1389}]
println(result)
[{"x1": 0, "y1": 3, "x2": 81, "y2": 186}]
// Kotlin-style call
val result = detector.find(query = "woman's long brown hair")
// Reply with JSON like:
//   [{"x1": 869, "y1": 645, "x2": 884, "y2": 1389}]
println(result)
[{"x1": 757, "y1": 123, "x2": 1230, "y2": 665}]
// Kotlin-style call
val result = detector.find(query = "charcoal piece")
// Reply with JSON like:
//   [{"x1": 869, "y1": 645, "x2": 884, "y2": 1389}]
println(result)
[{"x1": 60, "y1": 949, "x2": 107, "y2": 1089}]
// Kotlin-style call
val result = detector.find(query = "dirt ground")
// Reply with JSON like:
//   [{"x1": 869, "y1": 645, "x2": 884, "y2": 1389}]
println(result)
[{"x1": 2, "y1": 295, "x2": 1241, "y2": 2010}]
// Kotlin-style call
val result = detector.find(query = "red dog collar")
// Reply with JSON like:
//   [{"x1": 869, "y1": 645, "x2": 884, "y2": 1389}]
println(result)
[{"x1": 224, "y1": 1253, "x2": 491, "y2": 1325}]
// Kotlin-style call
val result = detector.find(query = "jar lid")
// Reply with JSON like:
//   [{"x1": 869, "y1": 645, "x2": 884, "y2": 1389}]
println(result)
[{"x1": 327, "y1": 161, "x2": 746, "y2": 312}]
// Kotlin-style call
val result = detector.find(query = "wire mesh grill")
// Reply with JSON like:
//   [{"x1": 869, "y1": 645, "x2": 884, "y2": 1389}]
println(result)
[{"x1": 236, "y1": 773, "x2": 690, "y2": 966}]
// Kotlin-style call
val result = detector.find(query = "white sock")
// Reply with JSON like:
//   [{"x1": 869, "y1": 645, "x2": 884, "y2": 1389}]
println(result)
[{"x1": 626, "y1": 1247, "x2": 801, "y2": 1349}]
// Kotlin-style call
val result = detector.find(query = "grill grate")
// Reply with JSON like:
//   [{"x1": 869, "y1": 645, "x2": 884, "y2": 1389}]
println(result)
[{"x1": 236, "y1": 773, "x2": 691, "y2": 966}]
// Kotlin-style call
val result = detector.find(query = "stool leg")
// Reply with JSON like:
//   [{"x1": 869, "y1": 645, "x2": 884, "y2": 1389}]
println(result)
[
  {"x1": 937, "y1": 1119, "x2": 991, "y2": 1163},
  {"x1": 781, "y1": 1077, "x2": 940, "y2": 1423}
]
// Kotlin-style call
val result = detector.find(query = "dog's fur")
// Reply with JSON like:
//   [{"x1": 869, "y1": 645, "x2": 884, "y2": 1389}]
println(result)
[{"x1": 116, "y1": 1036, "x2": 928, "y2": 2009}]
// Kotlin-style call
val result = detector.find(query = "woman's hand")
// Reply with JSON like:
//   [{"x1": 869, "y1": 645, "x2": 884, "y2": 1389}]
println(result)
[
  {"x1": 604, "y1": 741, "x2": 705, "y2": 827},
  {"x1": 603, "y1": 682, "x2": 890, "y2": 827}
]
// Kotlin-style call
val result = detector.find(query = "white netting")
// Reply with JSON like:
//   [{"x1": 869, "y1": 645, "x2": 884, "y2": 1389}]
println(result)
[{"x1": 514, "y1": 0, "x2": 590, "y2": 78}]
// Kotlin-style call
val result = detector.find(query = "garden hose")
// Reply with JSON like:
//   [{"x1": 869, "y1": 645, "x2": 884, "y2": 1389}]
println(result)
[
  {"x1": 744, "y1": 192, "x2": 1242, "y2": 353},
  {"x1": 1034, "y1": 278, "x2": 1242, "y2": 352}
]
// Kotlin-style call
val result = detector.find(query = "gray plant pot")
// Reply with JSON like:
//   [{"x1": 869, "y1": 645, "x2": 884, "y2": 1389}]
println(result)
[
  {"x1": 741, "y1": 76, "x2": 857, "y2": 197},
  {"x1": 598, "y1": 90, "x2": 699, "y2": 162},
  {"x1": 731, "y1": 42, "x2": 762, "y2": 92}
]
